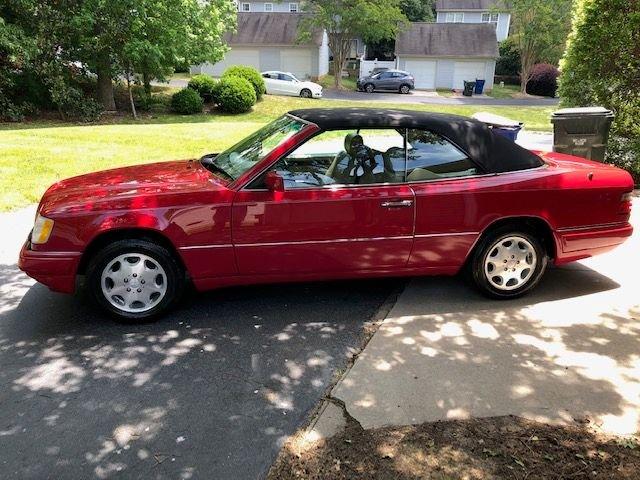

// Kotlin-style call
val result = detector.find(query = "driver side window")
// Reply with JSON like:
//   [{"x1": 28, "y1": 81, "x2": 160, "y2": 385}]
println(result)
[{"x1": 251, "y1": 129, "x2": 406, "y2": 189}]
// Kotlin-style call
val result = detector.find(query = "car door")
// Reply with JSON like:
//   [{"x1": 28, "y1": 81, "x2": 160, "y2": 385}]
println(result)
[
  {"x1": 278, "y1": 73, "x2": 298, "y2": 96},
  {"x1": 232, "y1": 128, "x2": 415, "y2": 275},
  {"x1": 262, "y1": 72, "x2": 278, "y2": 95},
  {"x1": 403, "y1": 128, "x2": 485, "y2": 270},
  {"x1": 376, "y1": 72, "x2": 394, "y2": 90}
]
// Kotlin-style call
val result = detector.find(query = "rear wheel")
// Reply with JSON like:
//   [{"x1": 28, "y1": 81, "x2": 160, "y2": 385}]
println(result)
[
  {"x1": 364, "y1": 83, "x2": 375, "y2": 93},
  {"x1": 87, "y1": 239, "x2": 184, "y2": 321},
  {"x1": 399, "y1": 84, "x2": 411, "y2": 94},
  {"x1": 471, "y1": 227, "x2": 547, "y2": 299},
  {"x1": 300, "y1": 88, "x2": 312, "y2": 98}
]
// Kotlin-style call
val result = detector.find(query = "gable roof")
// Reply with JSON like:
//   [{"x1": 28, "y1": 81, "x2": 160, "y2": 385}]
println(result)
[
  {"x1": 225, "y1": 13, "x2": 323, "y2": 47},
  {"x1": 436, "y1": 0, "x2": 509, "y2": 10},
  {"x1": 395, "y1": 23, "x2": 498, "y2": 58}
]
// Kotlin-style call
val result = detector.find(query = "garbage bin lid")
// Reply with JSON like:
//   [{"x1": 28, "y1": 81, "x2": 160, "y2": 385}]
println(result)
[
  {"x1": 552, "y1": 107, "x2": 614, "y2": 117},
  {"x1": 472, "y1": 112, "x2": 522, "y2": 127}
]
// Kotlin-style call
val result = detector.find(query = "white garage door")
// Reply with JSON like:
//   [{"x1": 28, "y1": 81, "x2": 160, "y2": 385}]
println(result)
[
  {"x1": 202, "y1": 49, "x2": 260, "y2": 77},
  {"x1": 453, "y1": 61, "x2": 487, "y2": 90},
  {"x1": 404, "y1": 60, "x2": 437, "y2": 89},
  {"x1": 281, "y1": 49, "x2": 313, "y2": 79}
]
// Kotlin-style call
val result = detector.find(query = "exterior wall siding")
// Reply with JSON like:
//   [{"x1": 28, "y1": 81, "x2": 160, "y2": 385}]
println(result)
[
  {"x1": 237, "y1": 1, "x2": 301, "y2": 13},
  {"x1": 259, "y1": 48, "x2": 281, "y2": 72},
  {"x1": 436, "y1": 10, "x2": 510, "y2": 41}
]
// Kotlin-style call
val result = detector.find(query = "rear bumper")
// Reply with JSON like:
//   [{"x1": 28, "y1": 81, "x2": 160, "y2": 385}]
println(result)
[
  {"x1": 554, "y1": 222, "x2": 633, "y2": 264},
  {"x1": 18, "y1": 241, "x2": 81, "y2": 293}
]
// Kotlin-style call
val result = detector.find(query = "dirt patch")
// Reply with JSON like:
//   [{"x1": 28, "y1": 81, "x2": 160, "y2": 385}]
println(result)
[{"x1": 269, "y1": 416, "x2": 640, "y2": 480}]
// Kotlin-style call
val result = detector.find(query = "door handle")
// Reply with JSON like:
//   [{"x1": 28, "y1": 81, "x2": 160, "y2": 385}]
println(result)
[{"x1": 381, "y1": 199, "x2": 413, "y2": 208}]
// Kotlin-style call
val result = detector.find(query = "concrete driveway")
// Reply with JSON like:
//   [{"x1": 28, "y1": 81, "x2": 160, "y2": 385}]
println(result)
[
  {"x1": 327, "y1": 197, "x2": 640, "y2": 437},
  {"x1": 0, "y1": 208, "x2": 396, "y2": 479}
]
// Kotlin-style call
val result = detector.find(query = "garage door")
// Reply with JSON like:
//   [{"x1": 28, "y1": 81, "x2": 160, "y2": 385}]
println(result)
[
  {"x1": 203, "y1": 49, "x2": 260, "y2": 77},
  {"x1": 281, "y1": 49, "x2": 313, "y2": 79},
  {"x1": 453, "y1": 61, "x2": 487, "y2": 90},
  {"x1": 404, "y1": 60, "x2": 437, "y2": 89}
]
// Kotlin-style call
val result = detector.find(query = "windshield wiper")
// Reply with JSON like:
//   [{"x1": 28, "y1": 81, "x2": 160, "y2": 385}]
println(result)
[{"x1": 200, "y1": 155, "x2": 234, "y2": 181}]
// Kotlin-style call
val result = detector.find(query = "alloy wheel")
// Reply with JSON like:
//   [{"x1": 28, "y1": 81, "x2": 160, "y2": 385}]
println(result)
[{"x1": 483, "y1": 236, "x2": 537, "y2": 291}]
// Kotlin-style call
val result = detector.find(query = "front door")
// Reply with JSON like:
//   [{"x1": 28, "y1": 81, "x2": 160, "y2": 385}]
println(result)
[{"x1": 232, "y1": 128, "x2": 414, "y2": 275}]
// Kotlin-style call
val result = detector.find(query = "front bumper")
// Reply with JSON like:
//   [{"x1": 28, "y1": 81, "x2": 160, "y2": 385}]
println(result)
[{"x1": 18, "y1": 241, "x2": 81, "y2": 293}]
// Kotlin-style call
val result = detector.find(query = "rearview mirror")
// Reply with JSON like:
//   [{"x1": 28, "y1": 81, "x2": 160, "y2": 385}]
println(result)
[{"x1": 265, "y1": 171, "x2": 285, "y2": 192}]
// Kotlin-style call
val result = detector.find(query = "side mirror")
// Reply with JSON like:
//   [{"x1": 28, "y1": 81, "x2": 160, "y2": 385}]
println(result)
[{"x1": 265, "y1": 171, "x2": 285, "y2": 192}]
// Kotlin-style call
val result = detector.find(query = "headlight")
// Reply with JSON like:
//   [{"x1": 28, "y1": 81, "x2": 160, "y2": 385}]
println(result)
[{"x1": 32, "y1": 214, "x2": 54, "y2": 244}]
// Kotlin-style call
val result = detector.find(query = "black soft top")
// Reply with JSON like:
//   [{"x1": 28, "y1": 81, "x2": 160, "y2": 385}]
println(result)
[{"x1": 288, "y1": 108, "x2": 543, "y2": 174}]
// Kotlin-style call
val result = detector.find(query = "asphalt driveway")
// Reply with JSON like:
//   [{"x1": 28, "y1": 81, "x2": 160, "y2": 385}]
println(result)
[{"x1": 0, "y1": 208, "x2": 396, "y2": 479}]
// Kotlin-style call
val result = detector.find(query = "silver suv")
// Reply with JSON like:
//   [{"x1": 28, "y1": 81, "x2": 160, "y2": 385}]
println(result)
[{"x1": 357, "y1": 69, "x2": 415, "y2": 94}]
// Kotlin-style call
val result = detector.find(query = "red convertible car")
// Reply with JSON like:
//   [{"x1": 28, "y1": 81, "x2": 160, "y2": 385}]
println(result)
[{"x1": 20, "y1": 108, "x2": 634, "y2": 320}]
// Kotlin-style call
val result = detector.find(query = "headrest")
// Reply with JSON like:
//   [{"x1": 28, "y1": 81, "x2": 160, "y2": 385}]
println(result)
[{"x1": 344, "y1": 133, "x2": 364, "y2": 156}]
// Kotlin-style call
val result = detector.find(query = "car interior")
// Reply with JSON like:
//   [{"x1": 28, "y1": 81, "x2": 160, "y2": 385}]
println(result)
[{"x1": 250, "y1": 128, "x2": 478, "y2": 189}]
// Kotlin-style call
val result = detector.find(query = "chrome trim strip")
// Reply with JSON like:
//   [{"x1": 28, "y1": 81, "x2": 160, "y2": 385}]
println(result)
[
  {"x1": 556, "y1": 222, "x2": 629, "y2": 233},
  {"x1": 236, "y1": 236, "x2": 413, "y2": 248},
  {"x1": 179, "y1": 244, "x2": 233, "y2": 250},
  {"x1": 28, "y1": 251, "x2": 82, "y2": 257},
  {"x1": 414, "y1": 232, "x2": 479, "y2": 238}
]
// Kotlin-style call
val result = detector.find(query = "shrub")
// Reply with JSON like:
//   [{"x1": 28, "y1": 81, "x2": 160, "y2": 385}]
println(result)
[
  {"x1": 496, "y1": 38, "x2": 521, "y2": 77},
  {"x1": 49, "y1": 79, "x2": 103, "y2": 122},
  {"x1": 222, "y1": 65, "x2": 265, "y2": 99},
  {"x1": 526, "y1": 63, "x2": 559, "y2": 97},
  {"x1": 171, "y1": 88, "x2": 204, "y2": 114},
  {"x1": 216, "y1": 76, "x2": 256, "y2": 113},
  {"x1": 188, "y1": 74, "x2": 218, "y2": 103}
]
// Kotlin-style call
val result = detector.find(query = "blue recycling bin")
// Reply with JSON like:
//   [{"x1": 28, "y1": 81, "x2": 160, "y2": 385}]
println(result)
[
  {"x1": 474, "y1": 79, "x2": 486, "y2": 94},
  {"x1": 493, "y1": 125, "x2": 523, "y2": 141}
]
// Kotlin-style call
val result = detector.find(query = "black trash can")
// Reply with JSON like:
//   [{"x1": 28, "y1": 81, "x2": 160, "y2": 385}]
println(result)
[
  {"x1": 463, "y1": 81, "x2": 475, "y2": 97},
  {"x1": 551, "y1": 107, "x2": 615, "y2": 162}
]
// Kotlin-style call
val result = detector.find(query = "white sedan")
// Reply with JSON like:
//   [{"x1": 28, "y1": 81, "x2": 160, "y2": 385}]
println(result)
[{"x1": 261, "y1": 71, "x2": 323, "y2": 99}]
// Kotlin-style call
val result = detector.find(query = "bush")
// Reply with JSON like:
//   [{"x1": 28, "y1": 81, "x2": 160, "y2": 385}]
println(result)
[
  {"x1": 216, "y1": 76, "x2": 256, "y2": 113},
  {"x1": 607, "y1": 136, "x2": 640, "y2": 184},
  {"x1": 188, "y1": 74, "x2": 219, "y2": 103},
  {"x1": 221, "y1": 65, "x2": 265, "y2": 99},
  {"x1": 526, "y1": 63, "x2": 559, "y2": 97},
  {"x1": 49, "y1": 79, "x2": 103, "y2": 122},
  {"x1": 171, "y1": 88, "x2": 204, "y2": 114},
  {"x1": 496, "y1": 38, "x2": 521, "y2": 76}
]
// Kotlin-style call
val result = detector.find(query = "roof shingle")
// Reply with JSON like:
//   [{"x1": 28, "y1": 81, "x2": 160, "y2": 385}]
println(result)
[
  {"x1": 225, "y1": 13, "x2": 323, "y2": 47},
  {"x1": 395, "y1": 23, "x2": 498, "y2": 58}
]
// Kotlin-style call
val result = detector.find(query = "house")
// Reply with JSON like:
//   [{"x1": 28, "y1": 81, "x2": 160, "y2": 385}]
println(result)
[
  {"x1": 435, "y1": 0, "x2": 511, "y2": 41},
  {"x1": 395, "y1": 23, "x2": 498, "y2": 90},
  {"x1": 191, "y1": 13, "x2": 329, "y2": 80}
]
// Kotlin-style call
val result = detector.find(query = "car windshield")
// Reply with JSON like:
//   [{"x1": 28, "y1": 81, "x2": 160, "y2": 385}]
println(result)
[{"x1": 201, "y1": 115, "x2": 306, "y2": 181}]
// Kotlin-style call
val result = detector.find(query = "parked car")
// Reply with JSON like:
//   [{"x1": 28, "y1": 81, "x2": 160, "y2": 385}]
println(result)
[
  {"x1": 261, "y1": 71, "x2": 322, "y2": 98},
  {"x1": 20, "y1": 108, "x2": 634, "y2": 321},
  {"x1": 357, "y1": 69, "x2": 415, "y2": 94}
]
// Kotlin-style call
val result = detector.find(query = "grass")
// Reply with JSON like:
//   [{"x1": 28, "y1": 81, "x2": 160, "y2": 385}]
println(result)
[
  {"x1": 318, "y1": 75, "x2": 358, "y2": 91},
  {"x1": 487, "y1": 83, "x2": 522, "y2": 99},
  {"x1": 0, "y1": 95, "x2": 554, "y2": 211}
]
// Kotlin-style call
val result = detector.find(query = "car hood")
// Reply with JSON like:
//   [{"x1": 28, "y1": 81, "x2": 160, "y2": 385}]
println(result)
[{"x1": 39, "y1": 159, "x2": 230, "y2": 216}]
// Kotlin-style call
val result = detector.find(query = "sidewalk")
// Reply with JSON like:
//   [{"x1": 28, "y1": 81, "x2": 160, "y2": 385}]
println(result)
[{"x1": 310, "y1": 199, "x2": 640, "y2": 440}]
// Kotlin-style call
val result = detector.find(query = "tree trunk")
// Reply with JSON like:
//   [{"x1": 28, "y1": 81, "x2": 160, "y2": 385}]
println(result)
[
  {"x1": 126, "y1": 70, "x2": 137, "y2": 119},
  {"x1": 330, "y1": 35, "x2": 351, "y2": 89},
  {"x1": 96, "y1": 53, "x2": 116, "y2": 111},
  {"x1": 143, "y1": 72, "x2": 152, "y2": 96}
]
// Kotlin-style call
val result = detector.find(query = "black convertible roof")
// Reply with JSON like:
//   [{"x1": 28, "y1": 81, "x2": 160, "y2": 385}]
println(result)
[{"x1": 288, "y1": 108, "x2": 543, "y2": 174}]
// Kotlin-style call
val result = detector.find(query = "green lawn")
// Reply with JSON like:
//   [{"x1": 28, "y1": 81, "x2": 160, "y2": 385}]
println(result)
[
  {"x1": 487, "y1": 84, "x2": 522, "y2": 99},
  {"x1": 0, "y1": 95, "x2": 554, "y2": 211},
  {"x1": 318, "y1": 75, "x2": 358, "y2": 91}
]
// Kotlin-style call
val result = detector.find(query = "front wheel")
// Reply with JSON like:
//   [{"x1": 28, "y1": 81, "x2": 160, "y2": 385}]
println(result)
[
  {"x1": 470, "y1": 227, "x2": 547, "y2": 299},
  {"x1": 364, "y1": 83, "x2": 375, "y2": 93},
  {"x1": 87, "y1": 239, "x2": 185, "y2": 321},
  {"x1": 300, "y1": 88, "x2": 312, "y2": 98}
]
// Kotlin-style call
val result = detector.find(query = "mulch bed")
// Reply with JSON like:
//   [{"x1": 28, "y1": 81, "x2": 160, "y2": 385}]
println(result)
[{"x1": 269, "y1": 415, "x2": 640, "y2": 480}]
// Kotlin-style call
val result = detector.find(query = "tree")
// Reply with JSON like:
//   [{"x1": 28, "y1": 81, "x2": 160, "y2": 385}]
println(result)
[
  {"x1": 508, "y1": 0, "x2": 572, "y2": 93},
  {"x1": 301, "y1": 0, "x2": 408, "y2": 88},
  {"x1": 559, "y1": 0, "x2": 640, "y2": 180},
  {"x1": 400, "y1": 0, "x2": 435, "y2": 22}
]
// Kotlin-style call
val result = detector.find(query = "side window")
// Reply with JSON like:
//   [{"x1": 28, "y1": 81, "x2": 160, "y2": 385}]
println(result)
[
  {"x1": 251, "y1": 129, "x2": 406, "y2": 189},
  {"x1": 405, "y1": 129, "x2": 478, "y2": 182},
  {"x1": 278, "y1": 73, "x2": 294, "y2": 82}
]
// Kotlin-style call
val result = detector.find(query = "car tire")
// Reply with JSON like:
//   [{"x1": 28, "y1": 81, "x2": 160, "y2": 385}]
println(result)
[
  {"x1": 399, "y1": 84, "x2": 411, "y2": 94},
  {"x1": 300, "y1": 88, "x2": 312, "y2": 98},
  {"x1": 86, "y1": 238, "x2": 185, "y2": 322},
  {"x1": 470, "y1": 226, "x2": 548, "y2": 299},
  {"x1": 364, "y1": 83, "x2": 375, "y2": 93}
]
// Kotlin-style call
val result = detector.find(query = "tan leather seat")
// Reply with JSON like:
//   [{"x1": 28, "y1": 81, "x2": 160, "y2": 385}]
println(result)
[{"x1": 407, "y1": 168, "x2": 441, "y2": 182}]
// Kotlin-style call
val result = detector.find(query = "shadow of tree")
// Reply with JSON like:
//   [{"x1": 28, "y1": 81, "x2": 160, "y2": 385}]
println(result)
[{"x1": 0, "y1": 262, "x2": 397, "y2": 479}]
